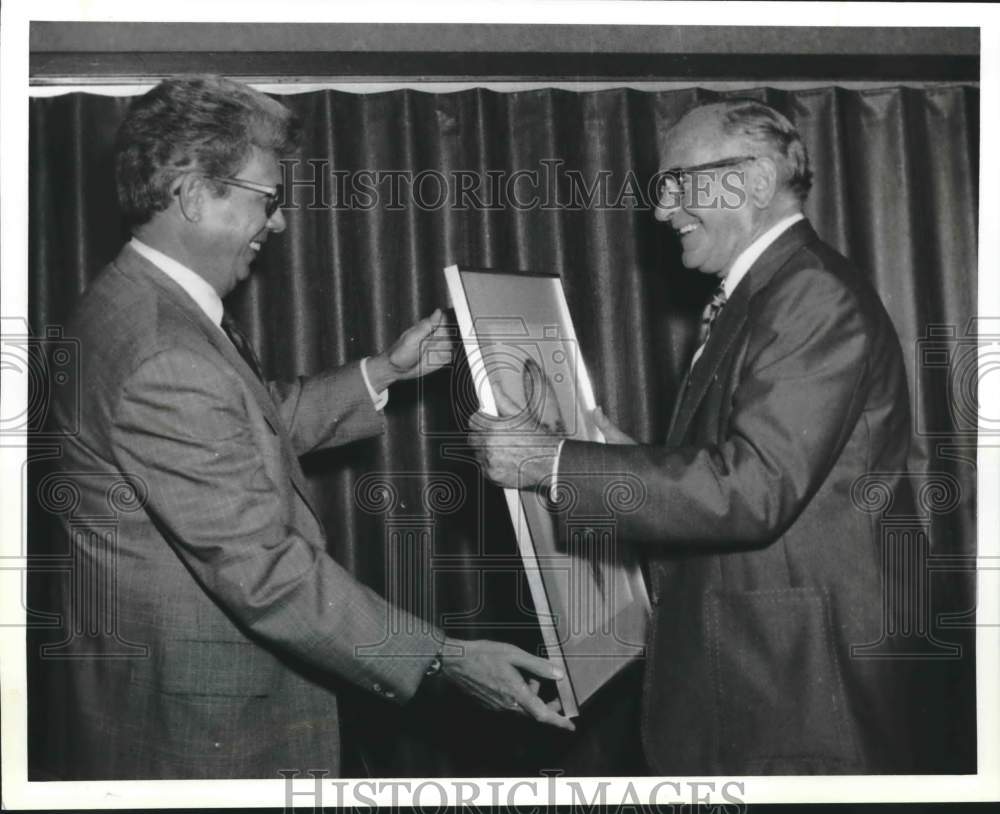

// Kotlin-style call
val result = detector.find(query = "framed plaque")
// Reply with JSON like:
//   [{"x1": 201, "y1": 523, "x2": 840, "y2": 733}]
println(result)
[{"x1": 445, "y1": 265, "x2": 650, "y2": 717}]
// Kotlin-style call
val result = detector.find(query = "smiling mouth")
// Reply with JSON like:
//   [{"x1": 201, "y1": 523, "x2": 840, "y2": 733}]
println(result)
[{"x1": 676, "y1": 223, "x2": 699, "y2": 237}]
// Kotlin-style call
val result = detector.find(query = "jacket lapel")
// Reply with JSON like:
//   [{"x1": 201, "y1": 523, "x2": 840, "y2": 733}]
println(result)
[
  {"x1": 114, "y1": 245, "x2": 325, "y2": 527},
  {"x1": 667, "y1": 219, "x2": 819, "y2": 445}
]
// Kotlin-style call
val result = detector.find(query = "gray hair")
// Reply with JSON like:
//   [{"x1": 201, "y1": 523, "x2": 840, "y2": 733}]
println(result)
[
  {"x1": 688, "y1": 98, "x2": 813, "y2": 202},
  {"x1": 115, "y1": 74, "x2": 301, "y2": 226}
]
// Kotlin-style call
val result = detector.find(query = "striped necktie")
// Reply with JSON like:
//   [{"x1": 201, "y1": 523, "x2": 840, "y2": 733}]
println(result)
[
  {"x1": 688, "y1": 282, "x2": 728, "y2": 370},
  {"x1": 221, "y1": 312, "x2": 264, "y2": 381},
  {"x1": 698, "y1": 282, "x2": 728, "y2": 347}
]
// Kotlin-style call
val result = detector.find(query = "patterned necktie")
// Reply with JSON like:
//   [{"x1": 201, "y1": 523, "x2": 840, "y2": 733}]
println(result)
[
  {"x1": 698, "y1": 282, "x2": 728, "y2": 347},
  {"x1": 221, "y1": 312, "x2": 264, "y2": 381}
]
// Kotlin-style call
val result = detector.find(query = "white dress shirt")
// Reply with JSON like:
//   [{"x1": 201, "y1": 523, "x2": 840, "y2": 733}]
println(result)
[
  {"x1": 129, "y1": 238, "x2": 388, "y2": 409},
  {"x1": 131, "y1": 237, "x2": 225, "y2": 327},
  {"x1": 551, "y1": 212, "x2": 806, "y2": 491},
  {"x1": 688, "y1": 212, "x2": 804, "y2": 368}
]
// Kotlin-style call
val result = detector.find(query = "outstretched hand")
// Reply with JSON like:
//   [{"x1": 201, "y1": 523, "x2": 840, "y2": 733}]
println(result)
[
  {"x1": 439, "y1": 637, "x2": 575, "y2": 732},
  {"x1": 367, "y1": 308, "x2": 452, "y2": 391}
]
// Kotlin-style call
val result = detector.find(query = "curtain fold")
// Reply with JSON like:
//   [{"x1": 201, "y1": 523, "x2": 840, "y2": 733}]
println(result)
[{"x1": 28, "y1": 84, "x2": 978, "y2": 777}]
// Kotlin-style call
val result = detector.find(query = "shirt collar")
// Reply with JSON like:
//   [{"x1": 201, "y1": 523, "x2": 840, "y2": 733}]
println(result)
[
  {"x1": 130, "y1": 237, "x2": 225, "y2": 328},
  {"x1": 722, "y1": 212, "x2": 805, "y2": 298}
]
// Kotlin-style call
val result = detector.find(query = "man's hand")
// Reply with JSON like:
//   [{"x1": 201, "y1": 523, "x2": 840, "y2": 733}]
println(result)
[
  {"x1": 468, "y1": 358, "x2": 566, "y2": 490},
  {"x1": 439, "y1": 637, "x2": 575, "y2": 732},
  {"x1": 367, "y1": 309, "x2": 451, "y2": 391},
  {"x1": 592, "y1": 406, "x2": 637, "y2": 444}
]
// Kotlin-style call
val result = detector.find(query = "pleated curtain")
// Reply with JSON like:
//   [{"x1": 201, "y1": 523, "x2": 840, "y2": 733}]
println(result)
[{"x1": 28, "y1": 84, "x2": 978, "y2": 776}]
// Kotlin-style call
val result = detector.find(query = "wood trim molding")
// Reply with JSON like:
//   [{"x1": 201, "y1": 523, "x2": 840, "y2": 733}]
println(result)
[{"x1": 30, "y1": 51, "x2": 979, "y2": 85}]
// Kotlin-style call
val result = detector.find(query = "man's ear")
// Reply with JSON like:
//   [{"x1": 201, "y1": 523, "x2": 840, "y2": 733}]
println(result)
[
  {"x1": 749, "y1": 156, "x2": 779, "y2": 209},
  {"x1": 173, "y1": 173, "x2": 205, "y2": 223}
]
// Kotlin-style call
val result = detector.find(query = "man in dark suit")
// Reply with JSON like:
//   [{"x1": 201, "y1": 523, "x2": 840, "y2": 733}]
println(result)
[
  {"x1": 42, "y1": 74, "x2": 571, "y2": 781},
  {"x1": 470, "y1": 99, "x2": 918, "y2": 774}
]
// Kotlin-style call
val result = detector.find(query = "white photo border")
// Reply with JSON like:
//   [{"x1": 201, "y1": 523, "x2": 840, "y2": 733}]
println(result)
[{"x1": 2, "y1": 1, "x2": 997, "y2": 809}]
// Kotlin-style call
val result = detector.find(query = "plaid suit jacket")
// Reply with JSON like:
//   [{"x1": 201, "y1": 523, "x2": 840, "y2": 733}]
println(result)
[{"x1": 46, "y1": 244, "x2": 441, "y2": 779}]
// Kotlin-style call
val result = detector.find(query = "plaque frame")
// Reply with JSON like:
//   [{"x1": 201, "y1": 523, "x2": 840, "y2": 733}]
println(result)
[{"x1": 445, "y1": 264, "x2": 650, "y2": 716}]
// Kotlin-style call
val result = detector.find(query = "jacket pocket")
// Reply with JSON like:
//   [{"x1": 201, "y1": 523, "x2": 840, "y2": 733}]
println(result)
[
  {"x1": 129, "y1": 638, "x2": 275, "y2": 697},
  {"x1": 705, "y1": 588, "x2": 859, "y2": 773}
]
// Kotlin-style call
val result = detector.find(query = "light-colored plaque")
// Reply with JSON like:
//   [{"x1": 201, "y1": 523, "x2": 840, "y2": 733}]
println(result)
[{"x1": 445, "y1": 265, "x2": 650, "y2": 717}]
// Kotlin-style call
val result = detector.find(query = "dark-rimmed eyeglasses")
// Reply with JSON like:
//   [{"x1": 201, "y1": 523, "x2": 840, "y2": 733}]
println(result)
[
  {"x1": 656, "y1": 155, "x2": 758, "y2": 202},
  {"x1": 175, "y1": 175, "x2": 284, "y2": 218},
  {"x1": 206, "y1": 176, "x2": 284, "y2": 218}
]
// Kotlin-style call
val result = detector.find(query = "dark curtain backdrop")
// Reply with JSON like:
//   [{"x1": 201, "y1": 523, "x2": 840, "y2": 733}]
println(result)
[{"x1": 28, "y1": 85, "x2": 978, "y2": 777}]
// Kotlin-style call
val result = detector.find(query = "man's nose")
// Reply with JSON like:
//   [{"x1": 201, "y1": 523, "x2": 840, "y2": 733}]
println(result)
[
  {"x1": 654, "y1": 197, "x2": 682, "y2": 223},
  {"x1": 267, "y1": 207, "x2": 287, "y2": 233},
  {"x1": 653, "y1": 205, "x2": 675, "y2": 223},
  {"x1": 653, "y1": 182, "x2": 683, "y2": 223}
]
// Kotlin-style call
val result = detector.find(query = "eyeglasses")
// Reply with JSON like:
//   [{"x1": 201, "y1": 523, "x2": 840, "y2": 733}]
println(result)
[
  {"x1": 656, "y1": 155, "x2": 758, "y2": 205},
  {"x1": 175, "y1": 174, "x2": 285, "y2": 218},
  {"x1": 206, "y1": 176, "x2": 284, "y2": 218}
]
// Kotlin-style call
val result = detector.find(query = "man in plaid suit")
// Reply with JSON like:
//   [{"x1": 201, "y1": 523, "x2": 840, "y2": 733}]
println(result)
[{"x1": 43, "y1": 75, "x2": 571, "y2": 780}]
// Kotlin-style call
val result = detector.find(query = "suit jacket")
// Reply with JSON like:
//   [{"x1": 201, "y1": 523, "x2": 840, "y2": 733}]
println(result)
[
  {"x1": 44, "y1": 244, "x2": 442, "y2": 779},
  {"x1": 560, "y1": 220, "x2": 917, "y2": 774}
]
